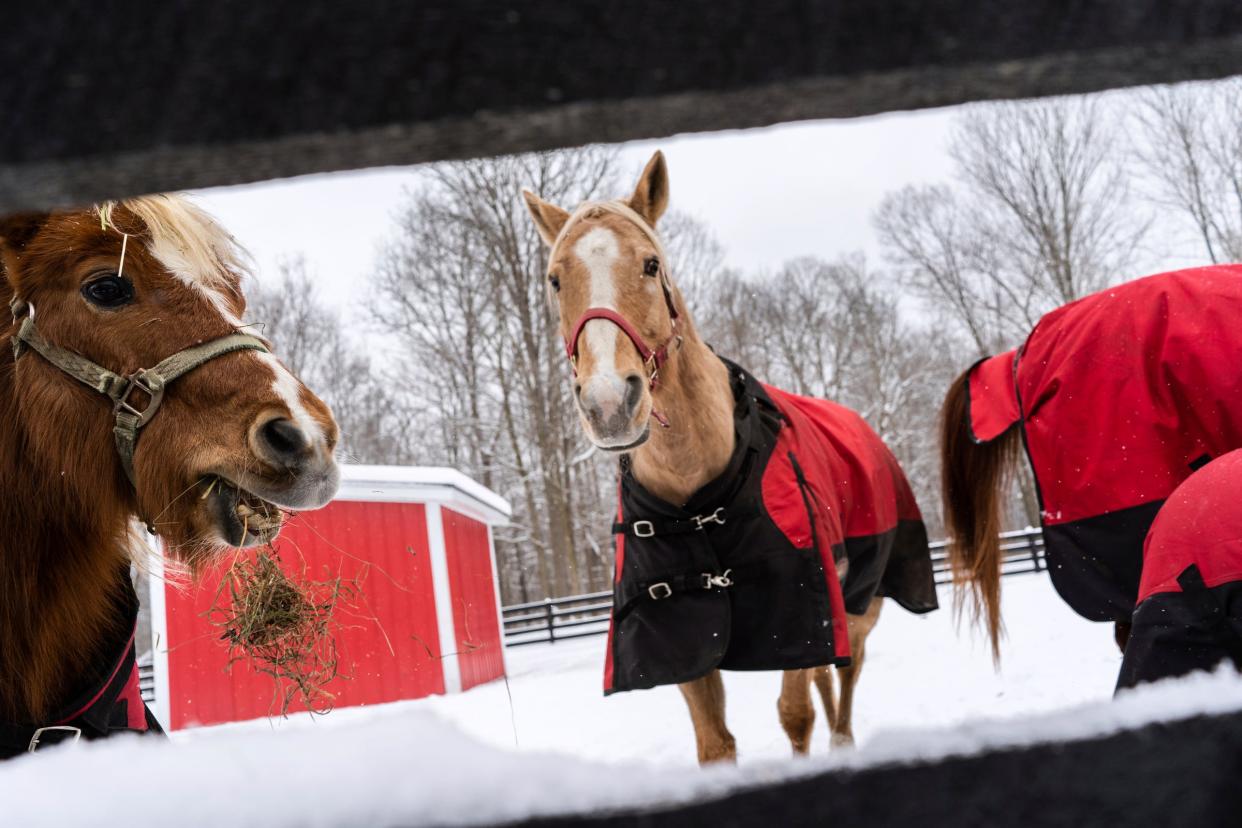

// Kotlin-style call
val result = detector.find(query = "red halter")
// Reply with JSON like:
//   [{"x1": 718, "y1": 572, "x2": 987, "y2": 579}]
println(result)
[{"x1": 565, "y1": 269, "x2": 681, "y2": 429}]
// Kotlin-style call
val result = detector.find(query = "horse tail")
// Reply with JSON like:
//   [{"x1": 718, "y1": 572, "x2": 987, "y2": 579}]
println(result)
[{"x1": 940, "y1": 365, "x2": 1021, "y2": 662}]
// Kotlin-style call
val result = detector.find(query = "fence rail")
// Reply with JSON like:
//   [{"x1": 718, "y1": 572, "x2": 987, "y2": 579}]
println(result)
[{"x1": 502, "y1": 527, "x2": 1046, "y2": 646}]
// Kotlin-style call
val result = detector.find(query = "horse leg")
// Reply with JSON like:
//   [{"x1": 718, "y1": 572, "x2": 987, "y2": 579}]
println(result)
[
  {"x1": 831, "y1": 597, "x2": 883, "y2": 749},
  {"x1": 678, "y1": 670, "x2": 737, "y2": 764},
  {"x1": 777, "y1": 669, "x2": 815, "y2": 755},
  {"x1": 811, "y1": 666, "x2": 838, "y2": 733}
]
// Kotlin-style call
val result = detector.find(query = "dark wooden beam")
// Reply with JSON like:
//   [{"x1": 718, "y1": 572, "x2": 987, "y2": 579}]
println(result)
[
  {"x1": 509, "y1": 709, "x2": 1242, "y2": 827},
  {"x1": 2, "y1": 1, "x2": 1242, "y2": 211}
]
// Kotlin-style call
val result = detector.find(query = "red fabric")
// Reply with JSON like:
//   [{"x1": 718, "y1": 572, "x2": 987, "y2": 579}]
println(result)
[
  {"x1": 761, "y1": 384, "x2": 925, "y2": 658},
  {"x1": 604, "y1": 486, "x2": 624, "y2": 692},
  {"x1": 117, "y1": 663, "x2": 149, "y2": 731},
  {"x1": 1001, "y1": 265, "x2": 1242, "y2": 527},
  {"x1": 1138, "y1": 449, "x2": 1242, "y2": 603},
  {"x1": 58, "y1": 629, "x2": 146, "y2": 730},
  {"x1": 968, "y1": 350, "x2": 1020, "y2": 442}
]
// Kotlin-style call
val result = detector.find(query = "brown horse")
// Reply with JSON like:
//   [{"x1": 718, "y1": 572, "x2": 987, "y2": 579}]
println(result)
[
  {"x1": 0, "y1": 197, "x2": 339, "y2": 753},
  {"x1": 523, "y1": 153, "x2": 930, "y2": 764}
]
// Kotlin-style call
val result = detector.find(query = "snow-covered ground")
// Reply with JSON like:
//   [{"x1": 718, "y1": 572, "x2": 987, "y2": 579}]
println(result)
[
  {"x1": 179, "y1": 574, "x2": 1124, "y2": 766},
  {"x1": 5, "y1": 574, "x2": 1237, "y2": 827}
]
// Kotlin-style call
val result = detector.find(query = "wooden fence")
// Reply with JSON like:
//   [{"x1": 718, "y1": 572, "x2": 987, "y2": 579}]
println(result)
[{"x1": 502, "y1": 527, "x2": 1046, "y2": 646}]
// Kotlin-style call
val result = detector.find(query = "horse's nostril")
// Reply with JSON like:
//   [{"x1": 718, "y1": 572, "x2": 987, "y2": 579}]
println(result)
[
  {"x1": 624, "y1": 374, "x2": 644, "y2": 409},
  {"x1": 574, "y1": 382, "x2": 583, "y2": 399},
  {"x1": 259, "y1": 418, "x2": 309, "y2": 463}
]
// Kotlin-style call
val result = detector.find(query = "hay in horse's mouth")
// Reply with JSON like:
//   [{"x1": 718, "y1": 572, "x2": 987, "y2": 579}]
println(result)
[{"x1": 202, "y1": 476, "x2": 284, "y2": 547}]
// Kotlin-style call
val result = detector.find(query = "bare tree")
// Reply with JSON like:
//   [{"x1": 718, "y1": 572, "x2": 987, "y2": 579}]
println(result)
[
  {"x1": 876, "y1": 96, "x2": 1147, "y2": 359},
  {"x1": 246, "y1": 258, "x2": 413, "y2": 465},
  {"x1": 660, "y1": 210, "x2": 728, "y2": 307},
  {"x1": 689, "y1": 253, "x2": 958, "y2": 534},
  {"x1": 370, "y1": 148, "x2": 621, "y2": 602},
  {"x1": 1133, "y1": 79, "x2": 1242, "y2": 263}
]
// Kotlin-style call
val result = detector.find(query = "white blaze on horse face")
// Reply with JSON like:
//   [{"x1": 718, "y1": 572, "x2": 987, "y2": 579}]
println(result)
[
  {"x1": 123, "y1": 196, "x2": 247, "y2": 328},
  {"x1": 572, "y1": 227, "x2": 628, "y2": 420},
  {"x1": 255, "y1": 352, "x2": 327, "y2": 448}
]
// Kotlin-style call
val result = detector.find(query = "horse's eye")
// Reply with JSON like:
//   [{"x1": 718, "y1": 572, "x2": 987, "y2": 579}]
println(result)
[
  {"x1": 549, "y1": 274, "x2": 561, "y2": 293},
  {"x1": 643, "y1": 256, "x2": 660, "y2": 277},
  {"x1": 81, "y1": 274, "x2": 134, "y2": 308}
]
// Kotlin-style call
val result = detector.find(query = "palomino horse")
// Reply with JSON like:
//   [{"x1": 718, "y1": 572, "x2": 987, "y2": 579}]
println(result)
[
  {"x1": 941, "y1": 265, "x2": 1242, "y2": 657},
  {"x1": 523, "y1": 153, "x2": 936, "y2": 763},
  {"x1": 0, "y1": 197, "x2": 339, "y2": 756}
]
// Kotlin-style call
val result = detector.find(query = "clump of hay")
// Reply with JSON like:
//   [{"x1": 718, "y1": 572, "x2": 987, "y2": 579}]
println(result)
[{"x1": 205, "y1": 547, "x2": 360, "y2": 717}]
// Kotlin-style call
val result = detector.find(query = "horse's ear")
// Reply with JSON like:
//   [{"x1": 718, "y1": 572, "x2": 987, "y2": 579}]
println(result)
[
  {"x1": 522, "y1": 190, "x2": 570, "y2": 247},
  {"x1": 0, "y1": 212, "x2": 47, "y2": 286},
  {"x1": 628, "y1": 151, "x2": 669, "y2": 227}
]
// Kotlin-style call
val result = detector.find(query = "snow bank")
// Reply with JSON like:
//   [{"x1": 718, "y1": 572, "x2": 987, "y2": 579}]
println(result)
[
  {"x1": 0, "y1": 668, "x2": 1238, "y2": 826},
  {"x1": 1, "y1": 663, "x2": 1240, "y2": 826}
]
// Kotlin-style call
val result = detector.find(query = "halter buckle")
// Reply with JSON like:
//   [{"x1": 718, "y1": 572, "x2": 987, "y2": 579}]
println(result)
[
  {"x1": 114, "y1": 370, "x2": 165, "y2": 427},
  {"x1": 28, "y1": 725, "x2": 82, "y2": 752}
]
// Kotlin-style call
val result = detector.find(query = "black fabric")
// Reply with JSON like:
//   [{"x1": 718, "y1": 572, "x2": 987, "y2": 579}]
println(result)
[
  {"x1": 1189, "y1": 453, "x2": 1213, "y2": 472},
  {"x1": 607, "y1": 361, "x2": 932, "y2": 693},
  {"x1": 511, "y1": 711, "x2": 1242, "y2": 828},
  {"x1": 839, "y1": 520, "x2": 933, "y2": 616},
  {"x1": 1116, "y1": 567, "x2": 1242, "y2": 692},
  {"x1": 1041, "y1": 499, "x2": 1166, "y2": 623},
  {"x1": 0, "y1": 575, "x2": 163, "y2": 760},
  {"x1": 612, "y1": 501, "x2": 759, "y2": 538}
]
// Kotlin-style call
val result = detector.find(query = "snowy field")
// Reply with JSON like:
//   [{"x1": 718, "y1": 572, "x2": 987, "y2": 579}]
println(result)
[
  {"x1": 241, "y1": 573, "x2": 1123, "y2": 766},
  {"x1": 4, "y1": 573, "x2": 1240, "y2": 826}
]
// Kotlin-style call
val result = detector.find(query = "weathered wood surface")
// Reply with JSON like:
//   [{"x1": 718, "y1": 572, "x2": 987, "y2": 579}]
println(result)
[{"x1": 2, "y1": 1, "x2": 1242, "y2": 210}]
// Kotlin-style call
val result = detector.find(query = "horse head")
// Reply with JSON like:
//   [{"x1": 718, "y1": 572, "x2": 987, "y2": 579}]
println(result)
[
  {"x1": 0, "y1": 196, "x2": 339, "y2": 565},
  {"x1": 523, "y1": 151, "x2": 681, "y2": 452}
]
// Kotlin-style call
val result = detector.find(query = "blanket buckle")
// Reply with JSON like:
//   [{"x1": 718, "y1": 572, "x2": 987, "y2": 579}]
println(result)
[
  {"x1": 632, "y1": 520, "x2": 655, "y2": 538},
  {"x1": 648, "y1": 582, "x2": 672, "y2": 600},
  {"x1": 692, "y1": 507, "x2": 726, "y2": 530},
  {"x1": 28, "y1": 725, "x2": 82, "y2": 753}
]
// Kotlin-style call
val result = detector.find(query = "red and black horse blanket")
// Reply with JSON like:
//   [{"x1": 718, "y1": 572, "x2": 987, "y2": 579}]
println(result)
[
  {"x1": 604, "y1": 359, "x2": 937, "y2": 694},
  {"x1": 967, "y1": 264, "x2": 1242, "y2": 623},
  {"x1": 1117, "y1": 449, "x2": 1242, "y2": 690}
]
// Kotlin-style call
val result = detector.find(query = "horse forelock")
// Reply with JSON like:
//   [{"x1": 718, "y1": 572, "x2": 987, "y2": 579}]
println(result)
[
  {"x1": 550, "y1": 200, "x2": 668, "y2": 265},
  {"x1": 99, "y1": 194, "x2": 250, "y2": 327}
]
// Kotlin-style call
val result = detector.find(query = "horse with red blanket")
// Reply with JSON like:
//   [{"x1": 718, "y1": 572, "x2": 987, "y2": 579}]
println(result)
[
  {"x1": 523, "y1": 153, "x2": 937, "y2": 763},
  {"x1": 1117, "y1": 449, "x2": 1242, "y2": 690},
  {"x1": 941, "y1": 265, "x2": 1242, "y2": 655}
]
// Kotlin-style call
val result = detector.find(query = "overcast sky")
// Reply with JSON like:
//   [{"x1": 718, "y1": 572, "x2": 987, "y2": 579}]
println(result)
[
  {"x1": 191, "y1": 86, "x2": 1215, "y2": 331},
  {"x1": 191, "y1": 106, "x2": 961, "y2": 321}
]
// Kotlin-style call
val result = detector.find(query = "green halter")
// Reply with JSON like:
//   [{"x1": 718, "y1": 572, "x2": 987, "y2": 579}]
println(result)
[{"x1": 9, "y1": 300, "x2": 268, "y2": 489}]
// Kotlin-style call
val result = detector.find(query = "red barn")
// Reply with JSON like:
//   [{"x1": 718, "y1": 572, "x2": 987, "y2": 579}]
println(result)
[{"x1": 147, "y1": 465, "x2": 510, "y2": 731}]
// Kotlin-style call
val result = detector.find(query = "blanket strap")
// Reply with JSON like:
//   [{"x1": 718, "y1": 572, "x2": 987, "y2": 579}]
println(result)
[
  {"x1": 612, "y1": 502, "x2": 760, "y2": 538},
  {"x1": 615, "y1": 569, "x2": 735, "y2": 616}
]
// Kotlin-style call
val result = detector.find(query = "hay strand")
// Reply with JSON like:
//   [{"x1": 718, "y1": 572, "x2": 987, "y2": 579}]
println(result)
[{"x1": 204, "y1": 546, "x2": 360, "y2": 717}]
